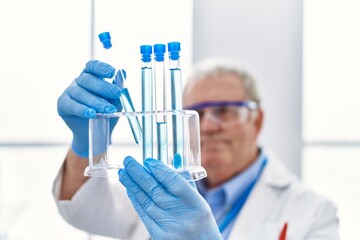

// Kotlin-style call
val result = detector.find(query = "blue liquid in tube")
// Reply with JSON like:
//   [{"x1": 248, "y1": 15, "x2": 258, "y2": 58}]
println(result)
[
  {"x1": 98, "y1": 32, "x2": 142, "y2": 145},
  {"x1": 168, "y1": 42, "x2": 184, "y2": 169},
  {"x1": 153, "y1": 44, "x2": 168, "y2": 164},
  {"x1": 141, "y1": 51, "x2": 154, "y2": 160},
  {"x1": 156, "y1": 122, "x2": 168, "y2": 163},
  {"x1": 119, "y1": 87, "x2": 142, "y2": 145},
  {"x1": 141, "y1": 66, "x2": 153, "y2": 160},
  {"x1": 170, "y1": 67, "x2": 184, "y2": 169}
]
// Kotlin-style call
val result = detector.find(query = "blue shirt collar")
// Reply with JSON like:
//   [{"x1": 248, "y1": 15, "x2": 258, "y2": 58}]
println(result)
[{"x1": 197, "y1": 148, "x2": 267, "y2": 208}]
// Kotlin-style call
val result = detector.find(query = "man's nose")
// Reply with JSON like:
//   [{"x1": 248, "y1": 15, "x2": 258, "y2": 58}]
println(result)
[{"x1": 200, "y1": 111, "x2": 221, "y2": 132}]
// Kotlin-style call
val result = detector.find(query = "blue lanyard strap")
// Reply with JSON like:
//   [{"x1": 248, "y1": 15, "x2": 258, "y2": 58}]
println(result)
[{"x1": 218, "y1": 158, "x2": 268, "y2": 233}]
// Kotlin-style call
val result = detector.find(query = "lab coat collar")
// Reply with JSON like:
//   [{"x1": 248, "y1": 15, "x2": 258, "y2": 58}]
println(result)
[
  {"x1": 228, "y1": 147, "x2": 298, "y2": 240},
  {"x1": 261, "y1": 148, "x2": 298, "y2": 188},
  {"x1": 197, "y1": 149, "x2": 267, "y2": 209}
]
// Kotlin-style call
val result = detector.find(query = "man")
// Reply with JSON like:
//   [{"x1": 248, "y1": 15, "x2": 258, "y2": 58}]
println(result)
[{"x1": 55, "y1": 58, "x2": 339, "y2": 239}]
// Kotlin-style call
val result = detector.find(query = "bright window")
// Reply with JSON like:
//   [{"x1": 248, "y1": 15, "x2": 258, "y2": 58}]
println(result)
[{"x1": 303, "y1": 0, "x2": 360, "y2": 239}]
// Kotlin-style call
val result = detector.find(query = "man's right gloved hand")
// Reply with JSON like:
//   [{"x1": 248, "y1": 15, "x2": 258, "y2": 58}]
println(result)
[{"x1": 57, "y1": 60, "x2": 123, "y2": 157}]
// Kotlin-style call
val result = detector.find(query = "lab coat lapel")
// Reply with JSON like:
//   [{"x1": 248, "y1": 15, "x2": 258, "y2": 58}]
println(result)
[
  {"x1": 228, "y1": 152, "x2": 296, "y2": 240},
  {"x1": 228, "y1": 176, "x2": 278, "y2": 239}
]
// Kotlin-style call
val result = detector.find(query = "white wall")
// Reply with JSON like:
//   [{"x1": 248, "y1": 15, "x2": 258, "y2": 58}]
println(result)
[{"x1": 193, "y1": 0, "x2": 303, "y2": 176}]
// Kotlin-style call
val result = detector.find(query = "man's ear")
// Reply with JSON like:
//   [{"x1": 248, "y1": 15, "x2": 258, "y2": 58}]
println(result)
[{"x1": 253, "y1": 108, "x2": 264, "y2": 135}]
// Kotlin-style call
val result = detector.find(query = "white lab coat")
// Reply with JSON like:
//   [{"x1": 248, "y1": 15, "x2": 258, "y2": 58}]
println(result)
[{"x1": 53, "y1": 149, "x2": 339, "y2": 240}]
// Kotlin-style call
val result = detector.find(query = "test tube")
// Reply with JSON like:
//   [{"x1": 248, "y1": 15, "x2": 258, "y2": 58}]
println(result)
[
  {"x1": 168, "y1": 42, "x2": 184, "y2": 168},
  {"x1": 140, "y1": 45, "x2": 154, "y2": 160},
  {"x1": 153, "y1": 44, "x2": 168, "y2": 164},
  {"x1": 98, "y1": 32, "x2": 142, "y2": 145}
]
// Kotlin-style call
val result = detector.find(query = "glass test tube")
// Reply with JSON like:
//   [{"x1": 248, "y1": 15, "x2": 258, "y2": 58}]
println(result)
[
  {"x1": 168, "y1": 42, "x2": 184, "y2": 169},
  {"x1": 141, "y1": 45, "x2": 153, "y2": 160},
  {"x1": 98, "y1": 32, "x2": 142, "y2": 145},
  {"x1": 153, "y1": 44, "x2": 168, "y2": 164}
]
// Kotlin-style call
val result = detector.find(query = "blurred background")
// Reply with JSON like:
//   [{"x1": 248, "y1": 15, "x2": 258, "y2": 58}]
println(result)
[{"x1": 0, "y1": 0, "x2": 359, "y2": 239}]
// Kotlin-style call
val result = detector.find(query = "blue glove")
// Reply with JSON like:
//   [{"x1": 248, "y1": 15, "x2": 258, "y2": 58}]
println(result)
[
  {"x1": 119, "y1": 157, "x2": 223, "y2": 240},
  {"x1": 57, "y1": 60, "x2": 123, "y2": 157}
]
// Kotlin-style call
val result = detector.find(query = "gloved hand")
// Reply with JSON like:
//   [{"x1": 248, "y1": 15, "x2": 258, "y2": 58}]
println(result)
[
  {"x1": 57, "y1": 60, "x2": 123, "y2": 157},
  {"x1": 119, "y1": 157, "x2": 223, "y2": 240}
]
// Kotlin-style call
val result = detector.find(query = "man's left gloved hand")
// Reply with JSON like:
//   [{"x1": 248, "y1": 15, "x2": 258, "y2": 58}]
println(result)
[{"x1": 119, "y1": 157, "x2": 223, "y2": 240}]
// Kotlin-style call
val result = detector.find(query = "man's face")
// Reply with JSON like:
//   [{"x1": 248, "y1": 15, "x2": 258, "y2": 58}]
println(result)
[{"x1": 183, "y1": 73, "x2": 263, "y2": 188}]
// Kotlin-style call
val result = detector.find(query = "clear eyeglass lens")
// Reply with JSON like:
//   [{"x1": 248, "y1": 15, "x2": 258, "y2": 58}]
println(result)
[{"x1": 197, "y1": 106, "x2": 250, "y2": 124}]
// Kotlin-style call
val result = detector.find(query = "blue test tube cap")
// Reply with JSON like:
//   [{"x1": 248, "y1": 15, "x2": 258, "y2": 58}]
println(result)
[
  {"x1": 168, "y1": 42, "x2": 181, "y2": 60},
  {"x1": 154, "y1": 44, "x2": 166, "y2": 62},
  {"x1": 140, "y1": 45, "x2": 153, "y2": 62},
  {"x1": 98, "y1": 32, "x2": 112, "y2": 49}
]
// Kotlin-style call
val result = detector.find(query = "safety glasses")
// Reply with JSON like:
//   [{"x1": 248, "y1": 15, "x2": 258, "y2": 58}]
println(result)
[{"x1": 184, "y1": 101, "x2": 258, "y2": 125}]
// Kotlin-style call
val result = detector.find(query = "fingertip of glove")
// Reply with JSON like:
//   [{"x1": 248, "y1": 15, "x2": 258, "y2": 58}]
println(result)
[
  {"x1": 143, "y1": 158, "x2": 161, "y2": 168},
  {"x1": 85, "y1": 60, "x2": 115, "y2": 78},
  {"x1": 104, "y1": 105, "x2": 117, "y2": 113},
  {"x1": 84, "y1": 108, "x2": 96, "y2": 118},
  {"x1": 110, "y1": 85, "x2": 122, "y2": 98},
  {"x1": 118, "y1": 167, "x2": 125, "y2": 181},
  {"x1": 123, "y1": 156, "x2": 135, "y2": 166},
  {"x1": 106, "y1": 68, "x2": 116, "y2": 79}
]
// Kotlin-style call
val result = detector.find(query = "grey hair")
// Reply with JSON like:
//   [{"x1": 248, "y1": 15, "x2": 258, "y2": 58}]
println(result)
[{"x1": 185, "y1": 58, "x2": 261, "y2": 105}]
